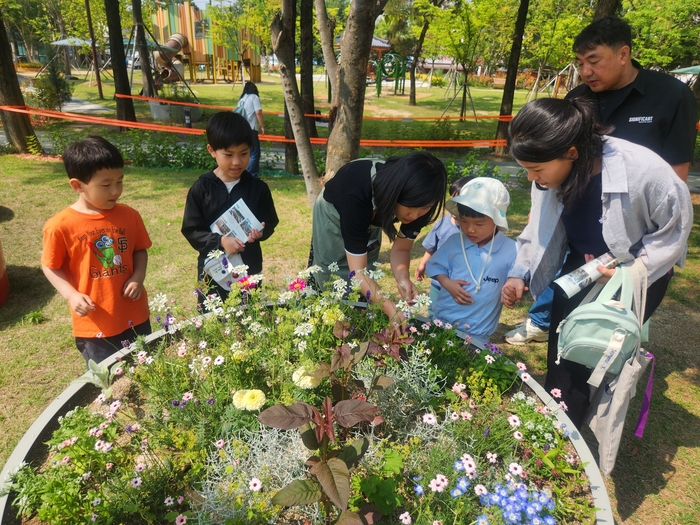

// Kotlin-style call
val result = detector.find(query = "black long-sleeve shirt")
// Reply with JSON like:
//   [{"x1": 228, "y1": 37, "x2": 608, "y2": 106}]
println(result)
[{"x1": 181, "y1": 170, "x2": 279, "y2": 278}]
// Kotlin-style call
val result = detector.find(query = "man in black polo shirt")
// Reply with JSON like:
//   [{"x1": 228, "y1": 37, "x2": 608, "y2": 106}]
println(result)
[{"x1": 567, "y1": 16, "x2": 697, "y2": 181}]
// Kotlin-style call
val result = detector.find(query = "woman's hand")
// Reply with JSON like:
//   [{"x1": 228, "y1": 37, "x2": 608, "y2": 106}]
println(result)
[
  {"x1": 584, "y1": 253, "x2": 616, "y2": 283},
  {"x1": 397, "y1": 278, "x2": 417, "y2": 302},
  {"x1": 501, "y1": 278, "x2": 526, "y2": 308}
]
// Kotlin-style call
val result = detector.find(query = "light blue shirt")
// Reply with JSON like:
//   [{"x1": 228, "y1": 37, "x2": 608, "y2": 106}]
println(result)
[
  {"x1": 427, "y1": 231, "x2": 517, "y2": 345},
  {"x1": 509, "y1": 136, "x2": 693, "y2": 297}
]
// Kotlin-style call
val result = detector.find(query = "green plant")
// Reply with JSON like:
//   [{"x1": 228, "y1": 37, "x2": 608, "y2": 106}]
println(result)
[
  {"x1": 33, "y1": 51, "x2": 73, "y2": 111},
  {"x1": 22, "y1": 309, "x2": 45, "y2": 324},
  {"x1": 26, "y1": 135, "x2": 43, "y2": 156},
  {"x1": 73, "y1": 358, "x2": 126, "y2": 397}
]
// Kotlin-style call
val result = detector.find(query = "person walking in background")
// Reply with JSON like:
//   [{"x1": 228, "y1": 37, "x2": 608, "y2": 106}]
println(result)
[
  {"x1": 502, "y1": 97, "x2": 693, "y2": 427},
  {"x1": 236, "y1": 81, "x2": 266, "y2": 177},
  {"x1": 504, "y1": 15, "x2": 698, "y2": 345},
  {"x1": 414, "y1": 176, "x2": 473, "y2": 317}
]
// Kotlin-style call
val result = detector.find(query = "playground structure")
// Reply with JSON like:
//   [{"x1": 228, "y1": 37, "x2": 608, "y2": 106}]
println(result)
[
  {"x1": 368, "y1": 53, "x2": 408, "y2": 97},
  {"x1": 149, "y1": 0, "x2": 261, "y2": 85}
]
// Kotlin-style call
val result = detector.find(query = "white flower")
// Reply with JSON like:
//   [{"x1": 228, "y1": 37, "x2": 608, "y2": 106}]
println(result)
[
  {"x1": 293, "y1": 322, "x2": 314, "y2": 337},
  {"x1": 232, "y1": 264, "x2": 249, "y2": 276},
  {"x1": 399, "y1": 511, "x2": 412, "y2": 524},
  {"x1": 214, "y1": 356, "x2": 225, "y2": 365},
  {"x1": 328, "y1": 262, "x2": 340, "y2": 272},
  {"x1": 148, "y1": 292, "x2": 168, "y2": 312},
  {"x1": 207, "y1": 249, "x2": 225, "y2": 259},
  {"x1": 249, "y1": 477, "x2": 262, "y2": 491},
  {"x1": 202, "y1": 294, "x2": 223, "y2": 312}
]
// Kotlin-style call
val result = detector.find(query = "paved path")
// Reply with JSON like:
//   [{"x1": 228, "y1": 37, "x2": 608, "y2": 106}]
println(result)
[{"x1": 62, "y1": 98, "x2": 111, "y2": 114}]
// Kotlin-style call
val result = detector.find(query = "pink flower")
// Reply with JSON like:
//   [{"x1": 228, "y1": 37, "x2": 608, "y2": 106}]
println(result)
[
  {"x1": 422, "y1": 413, "x2": 437, "y2": 425},
  {"x1": 215, "y1": 439, "x2": 225, "y2": 449},
  {"x1": 428, "y1": 478, "x2": 444, "y2": 492},
  {"x1": 460, "y1": 392, "x2": 468, "y2": 399},
  {"x1": 508, "y1": 462, "x2": 523, "y2": 476},
  {"x1": 475, "y1": 484, "x2": 488, "y2": 495},
  {"x1": 130, "y1": 476, "x2": 142, "y2": 488},
  {"x1": 177, "y1": 495, "x2": 185, "y2": 505},
  {"x1": 109, "y1": 400, "x2": 121, "y2": 413},
  {"x1": 520, "y1": 373, "x2": 531, "y2": 382},
  {"x1": 399, "y1": 512, "x2": 412, "y2": 525},
  {"x1": 409, "y1": 326, "x2": 418, "y2": 333},
  {"x1": 135, "y1": 463, "x2": 146, "y2": 472},
  {"x1": 249, "y1": 477, "x2": 262, "y2": 492},
  {"x1": 486, "y1": 452, "x2": 497, "y2": 464},
  {"x1": 238, "y1": 277, "x2": 257, "y2": 290},
  {"x1": 550, "y1": 388, "x2": 562, "y2": 399},
  {"x1": 507, "y1": 415, "x2": 521, "y2": 427},
  {"x1": 434, "y1": 319, "x2": 443, "y2": 327},
  {"x1": 177, "y1": 347, "x2": 187, "y2": 357},
  {"x1": 61, "y1": 456, "x2": 71, "y2": 465},
  {"x1": 513, "y1": 431, "x2": 523, "y2": 440},
  {"x1": 182, "y1": 392, "x2": 194, "y2": 401},
  {"x1": 460, "y1": 411, "x2": 472, "y2": 420},
  {"x1": 214, "y1": 356, "x2": 225, "y2": 365},
  {"x1": 433, "y1": 521, "x2": 443, "y2": 525},
  {"x1": 516, "y1": 362, "x2": 527, "y2": 371},
  {"x1": 559, "y1": 401, "x2": 568, "y2": 411},
  {"x1": 113, "y1": 367, "x2": 123, "y2": 376},
  {"x1": 175, "y1": 514, "x2": 187, "y2": 525},
  {"x1": 164, "y1": 496, "x2": 174, "y2": 506},
  {"x1": 484, "y1": 355, "x2": 495, "y2": 364},
  {"x1": 288, "y1": 278, "x2": 307, "y2": 291},
  {"x1": 451, "y1": 383, "x2": 462, "y2": 393},
  {"x1": 450, "y1": 412, "x2": 459, "y2": 420},
  {"x1": 105, "y1": 462, "x2": 114, "y2": 470},
  {"x1": 202, "y1": 356, "x2": 212, "y2": 366},
  {"x1": 445, "y1": 323, "x2": 452, "y2": 330}
]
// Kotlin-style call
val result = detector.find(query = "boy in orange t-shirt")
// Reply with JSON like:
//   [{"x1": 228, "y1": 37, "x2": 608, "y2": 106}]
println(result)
[{"x1": 42, "y1": 136, "x2": 152, "y2": 366}]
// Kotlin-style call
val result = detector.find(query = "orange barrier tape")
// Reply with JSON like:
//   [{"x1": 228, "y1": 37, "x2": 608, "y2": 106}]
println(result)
[
  {"x1": 0, "y1": 105, "x2": 507, "y2": 148},
  {"x1": 115, "y1": 94, "x2": 514, "y2": 122}
]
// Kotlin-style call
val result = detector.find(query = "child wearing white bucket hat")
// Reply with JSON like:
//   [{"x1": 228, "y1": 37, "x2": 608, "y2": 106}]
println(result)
[{"x1": 426, "y1": 177, "x2": 517, "y2": 346}]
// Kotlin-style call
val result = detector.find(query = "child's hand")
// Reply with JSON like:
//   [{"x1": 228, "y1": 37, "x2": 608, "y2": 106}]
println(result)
[
  {"x1": 69, "y1": 292, "x2": 96, "y2": 317},
  {"x1": 501, "y1": 278, "x2": 526, "y2": 309},
  {"x1": 444, "y1": 279, "x2": 472, "y2": 305},
  {"x1": 123, "y1": 280, "x2": 143, "y2": 300},
  {"x1": 221, "y1": 235, "x2": 246, "y2": 254},
  {"x1": 414, "y1": 263, "x2": 426, "y2": 281},
  {"x1": 247, "y1": 222, "x2": 265, "y2": 243}
]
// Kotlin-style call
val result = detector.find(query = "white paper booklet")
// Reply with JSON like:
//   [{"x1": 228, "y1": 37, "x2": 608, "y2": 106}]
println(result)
[
  {"x1": 553, "y1": 251, "x2": 619, "y2": 298},
  {"x1": 210, "y1": 198, "x2": 264, "y2": 243}
]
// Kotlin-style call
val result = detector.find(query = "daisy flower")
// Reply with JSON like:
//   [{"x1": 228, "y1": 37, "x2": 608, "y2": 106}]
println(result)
[
  {"x1": 249, "y1": 477, "x2": 262, "y2": 492},
  {"x1": 422, "y1": 413, "x2": 437, "y2": 425}
]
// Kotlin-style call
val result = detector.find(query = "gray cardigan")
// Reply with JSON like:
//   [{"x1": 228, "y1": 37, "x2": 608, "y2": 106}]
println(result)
[{"x1": 510, "y1": 136, "x2": 693, "y2": 298}]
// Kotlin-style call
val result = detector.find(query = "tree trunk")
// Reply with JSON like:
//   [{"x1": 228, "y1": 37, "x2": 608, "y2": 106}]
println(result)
[
  {"x1": 0, "y1": 10, "x2": 41, "y2": 153},
  {"x1": 105, "y1": 0, "x2": 137, "y2": 123},
  {"x1": 409, "y1": 19, "x2": 430, "y2": 106},
  {"x1": 594, "y1": 0, "x2": 621, "y2": 20},
  {"x1": 300, "y1": 0, "x2": 318, "y2": 138},
  {"x1": 324, "y1": 0, "x2": 390, "y2": 178},
  {"x1": 494, "y1": 0, "x2": 530, "y2": 156},
  {"x1": 314, "y1": 0, "x2": 338, "y2": 107},
  {"x1": 271, "y1": 6, "x2": 321, "y2": 206},
  {"x1": 284, "y1": 102, "x2": 299, "y2": 175},
  {"x1": 132, "y1": 0, "x2": 156, "y2": 97}
]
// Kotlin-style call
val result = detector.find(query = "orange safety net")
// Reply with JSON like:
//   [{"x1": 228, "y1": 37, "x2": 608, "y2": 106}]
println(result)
[{"x1": 0, "y1": 105, "x2": 508, "y2": 148}]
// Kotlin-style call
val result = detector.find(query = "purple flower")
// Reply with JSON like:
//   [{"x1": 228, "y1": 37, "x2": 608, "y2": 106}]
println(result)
[
  {"x1": 172, "y1": 400, "x2": 180, "y2": 407},
  {"x1": 222, "y1": 256, "x2": 229, "y2": 268},
  {"x1": 156, "y1": 316, "x2": 162, "y2": 323},
  {"x1": 348, "y1": 270, "x2": 356, "y2": 279},
  {"x1": 121, "y1": 339, "x2": 131, "y2": 348},
  {"x1": 128, "y1": 320, "x2": 133, "y2": 326},
  {"x1": 207, "y1": 397, "x2": 215, "y2": 405},
  {"x1": 483, "y1": 426, "x2": 490, "y2": 438},
  {"x1": 366, "y1": 289, "x2": 371, "y2": 300}
]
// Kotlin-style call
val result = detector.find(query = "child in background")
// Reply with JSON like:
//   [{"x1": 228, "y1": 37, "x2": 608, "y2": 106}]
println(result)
[
  {"x1": 181, "y1": 111, "x2": 279, "y2": 302},
  {"x1": 414, "y1": 176, "x2": 473, "y2": 316},
  {"x1": 427, "y1": 178, "x2": 517, "y2": 346},
  {"x1": 41, "y1": 136, "x2": 152, "y2": 366}
]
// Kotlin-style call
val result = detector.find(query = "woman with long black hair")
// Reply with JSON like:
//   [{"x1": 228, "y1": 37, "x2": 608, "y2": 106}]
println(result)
[
  {"x1": 501, "y1": 97, "x2": 692, "y2": 427},
  {"x1": 312, "y1": 151, "x2": 448, "y2": 324}
]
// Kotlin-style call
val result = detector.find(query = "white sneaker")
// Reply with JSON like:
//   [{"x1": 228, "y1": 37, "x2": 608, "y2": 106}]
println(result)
[{"x1": 504, "y1": 319, "x2": 549, "y2": 345}]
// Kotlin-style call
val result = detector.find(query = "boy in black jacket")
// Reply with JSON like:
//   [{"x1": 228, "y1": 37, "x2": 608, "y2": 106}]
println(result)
[{"x1": 182, "y1": 111, "x2": 279, "y2": 301}]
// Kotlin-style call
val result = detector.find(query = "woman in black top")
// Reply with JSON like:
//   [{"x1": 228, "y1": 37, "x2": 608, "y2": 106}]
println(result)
[{"x1": 311, "y1": 151, "x2": 447, "y2": 324}]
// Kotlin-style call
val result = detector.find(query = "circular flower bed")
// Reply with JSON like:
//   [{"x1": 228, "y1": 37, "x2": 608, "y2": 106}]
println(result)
[{"x1": 3, "y1": 267, "x2": 596, "y2": 525}]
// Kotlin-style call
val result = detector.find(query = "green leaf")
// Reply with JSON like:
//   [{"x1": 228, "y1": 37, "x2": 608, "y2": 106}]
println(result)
[
  {"x1": 299, "y1": 422, "x2": 320, "y2": 450},
  {"x1": 337, "y1": 437, "x2": 369, "y2": 469},
  {"x1": 310, "y1": 457, "x2": 350, "y2": 511},
  {"x1": 380, "y1": 449, "x2": 403, "y2": 476},
  {"x1": 270, "y1": 480, "x2": 322, "y2": 507}
]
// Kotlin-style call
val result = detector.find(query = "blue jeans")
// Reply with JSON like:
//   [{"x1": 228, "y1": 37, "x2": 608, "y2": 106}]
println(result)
[
  {"x1": 529, "y1": 284, "x2": 553, "y2": 331},
  {"x1": 247, "y1": 130, "x2": 260, "y2": 176}
]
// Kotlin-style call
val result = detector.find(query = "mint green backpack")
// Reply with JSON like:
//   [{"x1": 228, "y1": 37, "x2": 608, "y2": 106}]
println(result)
[{"x1": 556, "y1": 262, "x2": 647, "y2": 388}]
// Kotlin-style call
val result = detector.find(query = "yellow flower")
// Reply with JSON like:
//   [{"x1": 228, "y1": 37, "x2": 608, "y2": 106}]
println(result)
[
  {"x1": 233, "y1": 389, "x2": 267, "y2": 411},
  {"x1": 322, "y1": 307, "x2": 345, "y2": 326},
  {"x1": 292, "y1": 365, "x2": 322, "y2": 389}
]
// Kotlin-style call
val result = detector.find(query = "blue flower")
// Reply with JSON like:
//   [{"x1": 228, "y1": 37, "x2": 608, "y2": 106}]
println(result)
[
  {"x1": 456, "y1": 477, "x2": 469, "y2": 491},
  {"x1": 453, "y1": 460, "x2": 465, "y2": 471},
  {"x1": 543, "y1": 516, "x2": 556, "y2": 525},
  {"x1": 475, "y1": 515, "x2": 490, "y2": 525},
  {"x1": 414, "y1": 484, "x2": 424, "y2": 495},
  {"x1": 412, "y1": 475, "x2": 423, "y2": 481},
  {"x1": 450, "y1": 487, "x2": 463, "y2": 498},
  {"x1": 502, "y1": 510, "x2": 519, "y2": 523}
]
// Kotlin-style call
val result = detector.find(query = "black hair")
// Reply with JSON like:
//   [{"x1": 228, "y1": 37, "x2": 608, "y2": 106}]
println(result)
[
  {"x1": 62, "y1": 136, "x2": 124, "y2": 183},
  {"x1": 456, "y1": 203, "x2": 487, "y2": 220},
  {"x1": 450, "y1": 175, "x2": 474, "y2": 197},
  {"x1": 206, "y1": 111, "x2": 253, "y2": 150},
  {"x1": 573, "y1": 16, "x2": 632, "y2": 54},
  {"x1": 507, "y1": 97, "x2": 613, "y2": 208},
  {"x1": 372, "y1": 151, "x2": 448, "y2": 241},
  {"x1": 240, "y1": 81, "x2": 259, "y2": 98}
]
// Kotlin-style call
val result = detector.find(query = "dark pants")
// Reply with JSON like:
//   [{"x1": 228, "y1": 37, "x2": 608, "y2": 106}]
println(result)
[
  {"x1": 75, "y1": 319, "x2": 152, "y2": 367},
  {"x1": 545, "y1": 251, "x2": 670, "y2": 428},
  {"x1": 247, "y1": 130, "x2": 260, "y2": 176}
]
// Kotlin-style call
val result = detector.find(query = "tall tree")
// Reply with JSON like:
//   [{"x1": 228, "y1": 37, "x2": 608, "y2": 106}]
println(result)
[
  {"x1": 0, "y1": 9, "x2": 41, "y2": 153},
  {"x1": 104, "y1": 0, "x2": 136, "y2": 122},
  {"x1": 494, "y1": 0, "x2": 530, "y2": 155},
  {"x1": 132, "y1": 0, "x2": 156, "y2": 97},
  {"x1": 272, "y1": 0, "x2": 319, "y2": 204},
  {"x1": 594, "y1": 0, "x2": 620, "y2": 20},
  {"x1": 299, "y1": 0, "x2": 317, "y2": 137}
]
